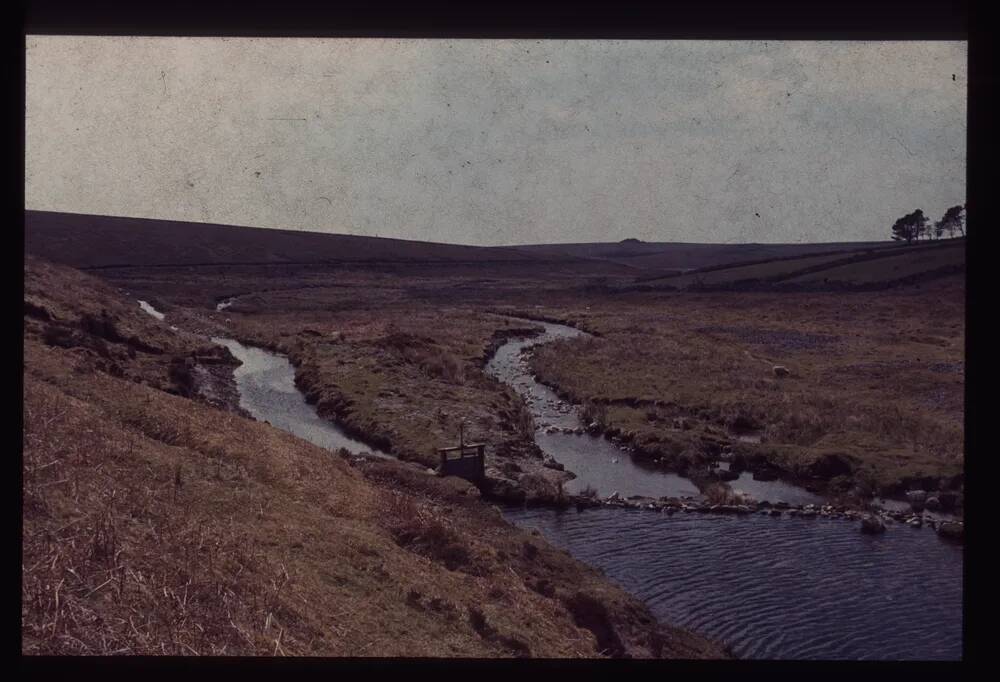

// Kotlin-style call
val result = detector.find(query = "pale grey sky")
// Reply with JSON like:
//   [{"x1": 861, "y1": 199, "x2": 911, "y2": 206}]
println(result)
[{"x1": 25, "y1": 37, "x2": 966, "y2": 246}]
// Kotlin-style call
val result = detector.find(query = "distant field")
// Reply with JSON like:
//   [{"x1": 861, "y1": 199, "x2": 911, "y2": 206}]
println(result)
[
  {"x1": 515, "y1": 239, "x2": 893, "y2": 273},
  {"x1": 632, "y1": 240, "x2": 965, "y2": 291},
  {"x1": 651, "y1": 251, "x2": 862, "y2": 289},
  {"x1": 23, "y1": 211, "x2": 966, "y2": 534},
  {"x1": 782, "y1": 242, "x2": 966, "y2": 286}
]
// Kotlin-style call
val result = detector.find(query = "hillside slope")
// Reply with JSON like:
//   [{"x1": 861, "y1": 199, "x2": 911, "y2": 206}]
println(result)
[
  {"x1": 24, "y1": 211, "x2": 548, "y2": 269},
  {"x1": 21, "y1": 255, "x2": 726, "y2": 658}
]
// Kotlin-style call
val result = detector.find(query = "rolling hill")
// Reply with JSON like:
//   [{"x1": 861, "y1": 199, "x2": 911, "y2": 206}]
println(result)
[
  {"x1": 24, "y1": 211, "x2": 551, "y2": 269},
  {"x1": 24, "y1": 211, "x2": 964, "y2": 290}
]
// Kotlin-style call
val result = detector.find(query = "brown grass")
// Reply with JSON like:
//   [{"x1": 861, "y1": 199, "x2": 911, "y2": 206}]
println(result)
[
  {"x1": 527, "y1": 283, "x2": 964, "y2": 496},
  {"x1": 22, "y1": 257, "x2": 727, "y2": 658}
]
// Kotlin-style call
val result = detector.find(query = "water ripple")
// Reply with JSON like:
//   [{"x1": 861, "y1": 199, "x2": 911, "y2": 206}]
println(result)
[{"x1": 504, "y1": 507, "x2": 962, "y2": 660}]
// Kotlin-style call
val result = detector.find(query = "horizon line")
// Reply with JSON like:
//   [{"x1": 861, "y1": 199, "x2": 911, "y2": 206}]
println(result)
[{"x1": 23, "y1": 208, "x2": 900, "y2": 249}]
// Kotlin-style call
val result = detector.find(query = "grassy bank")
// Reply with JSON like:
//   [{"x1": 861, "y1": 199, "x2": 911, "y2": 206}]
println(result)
[
  {"x1": 525, "y1": 282, "x2": 964, "y2": 503},
  {"x1": 22, "y1": 257, "x2": 725, "y2": 658},
  {"x1": 77, "y1": 243, "x2": 964, "y2": 507}
]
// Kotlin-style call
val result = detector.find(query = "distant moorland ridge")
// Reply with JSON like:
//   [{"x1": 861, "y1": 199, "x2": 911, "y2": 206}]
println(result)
[{"x1": 25, "y1": 210, "x2": 962, "y2": 288}]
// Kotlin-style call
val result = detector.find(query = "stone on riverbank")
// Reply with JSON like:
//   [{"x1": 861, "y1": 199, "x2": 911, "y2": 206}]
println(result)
[
  {"x1": 860, "y1": 514, "x2": 886, "y2": 534},
  {"x1": 713, "y1": 468, "x2": 739, "y2": 482},
  {"x1": 937, "y1": 521, "x2": 964, "y2": 543},
  {"x1": 542, "y1": 457, "x2": 565, "y2": 471},
  {"x1": 906, "y1": 490, "x2": 927, "y2": 512},
  {"x1": 751, "y1": 468, "x2": 780, "y2": 481},
  {"x1": 937, "y1": 491, "x2": 959, "y2": 511}
]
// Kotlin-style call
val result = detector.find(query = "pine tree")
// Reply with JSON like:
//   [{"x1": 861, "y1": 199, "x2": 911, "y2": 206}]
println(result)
[
  {"x1": 935, "y1": 205, "x2": 965, "y2": 239},
  {"x1": 891, "y1": 209, "x2": 927, "y2": 244},
  {"x1": 912, "y1": 210, "x2": 929, "y2": 241}
]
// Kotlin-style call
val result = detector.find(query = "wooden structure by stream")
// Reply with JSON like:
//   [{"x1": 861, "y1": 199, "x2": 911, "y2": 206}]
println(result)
[{"x1": 436, "y1": 424, "x2": 485, "y2": 482}]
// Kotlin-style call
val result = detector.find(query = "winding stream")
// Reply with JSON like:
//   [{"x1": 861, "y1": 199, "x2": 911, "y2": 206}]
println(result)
[
  {"x1": 211, "y1": 337, "x2": 391, "y2": 458},
  {"x1": 137, "y1": 301, "x2": 962, "y2": 659},
  {"x1": 484, "y1": 320, "x2": 826, "y2": 505},
  {"x1": 485, "y1": 322, "x2": 699, "y2": 498},
  {"x1": 137, "y1": 299, "x2": 387, "y2": 458},
  {"x1": 137, "y1": 300, "x2": 165, "y2": 320},
  {"x1": 489, "y1": 318, "x2": 963, "y2": 661}
]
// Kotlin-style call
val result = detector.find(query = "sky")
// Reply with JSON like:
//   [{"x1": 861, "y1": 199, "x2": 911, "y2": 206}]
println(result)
[{"x1": 25, "y1": 38, "x2": 967, "y2": 246}]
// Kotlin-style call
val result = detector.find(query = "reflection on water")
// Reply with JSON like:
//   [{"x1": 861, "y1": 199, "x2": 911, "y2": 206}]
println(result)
[
  {"x1": 537, "y1": 432, "x2": 699, "y2": 499},
  {"x1": 212, "y1": 337, "x2": 390, "y2": 458},
  {"x1": 729, "y1": 471, "x2": 824, "y2": 507},
  {"x1": 505, "y1": 506, "x2": 963, "y2": 660},
  {"x1": 486, "y1": 319, "x2": 701, "y2": 498}
]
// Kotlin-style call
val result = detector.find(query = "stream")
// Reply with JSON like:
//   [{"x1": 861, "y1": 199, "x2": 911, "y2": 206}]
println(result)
[
  {"x1": 211, "y1": 337, "x2": 391, "y2": 458},
  {"x1": 137, "y1": 301, "x2": 962, "y2": 660},
  {"x1": 507, "y1": 506, "x2": 963, "y2": 660},
  {"x1": 488, "y1": 317, "x2": 962, "y2": 661},
  {"x1": 137, "y1": 299, "x2": 387, "y2": 458}
]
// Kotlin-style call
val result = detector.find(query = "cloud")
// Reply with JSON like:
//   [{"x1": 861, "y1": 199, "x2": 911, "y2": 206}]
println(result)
[{"x1": 26, "y1": 37, "x2": 966, "y2": 245}]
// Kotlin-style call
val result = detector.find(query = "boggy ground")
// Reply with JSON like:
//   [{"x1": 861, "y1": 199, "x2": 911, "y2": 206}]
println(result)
[
  {"x1": 105, "y1": 264, "x2": 601, "y2": 505},
  {"x1": 22, "y1": 256, "x2": 726, "y2": 658},
  {"x1": 103, "y1": 259, "x2": 965, "y2": 513},
  {"x1": 524, "y1": 278, "x2": 965, "y2": 509}
]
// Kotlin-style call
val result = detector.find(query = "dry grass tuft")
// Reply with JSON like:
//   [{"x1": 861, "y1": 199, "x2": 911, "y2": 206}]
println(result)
[{"x1": 383, "y1": 492, "x2": 479, "y2": 574}]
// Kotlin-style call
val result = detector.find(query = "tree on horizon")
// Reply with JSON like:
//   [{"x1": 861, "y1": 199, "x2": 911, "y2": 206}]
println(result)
[
  {"x1": 891, "y1": 209, "x2": 929, "y2": 244},
  {"x1": 934, "y1": 205, "x2": 966, "y2": 239}
]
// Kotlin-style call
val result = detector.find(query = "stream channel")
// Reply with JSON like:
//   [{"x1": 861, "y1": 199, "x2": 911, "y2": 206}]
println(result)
[{"x1": 140, "y1": 302, "x2": 963, "y2": 660}]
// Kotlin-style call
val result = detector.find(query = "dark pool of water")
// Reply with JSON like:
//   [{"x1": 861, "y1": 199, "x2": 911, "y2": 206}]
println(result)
[{"x1": 505, "y1": 506, "x2": 963, "y2": 660}]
